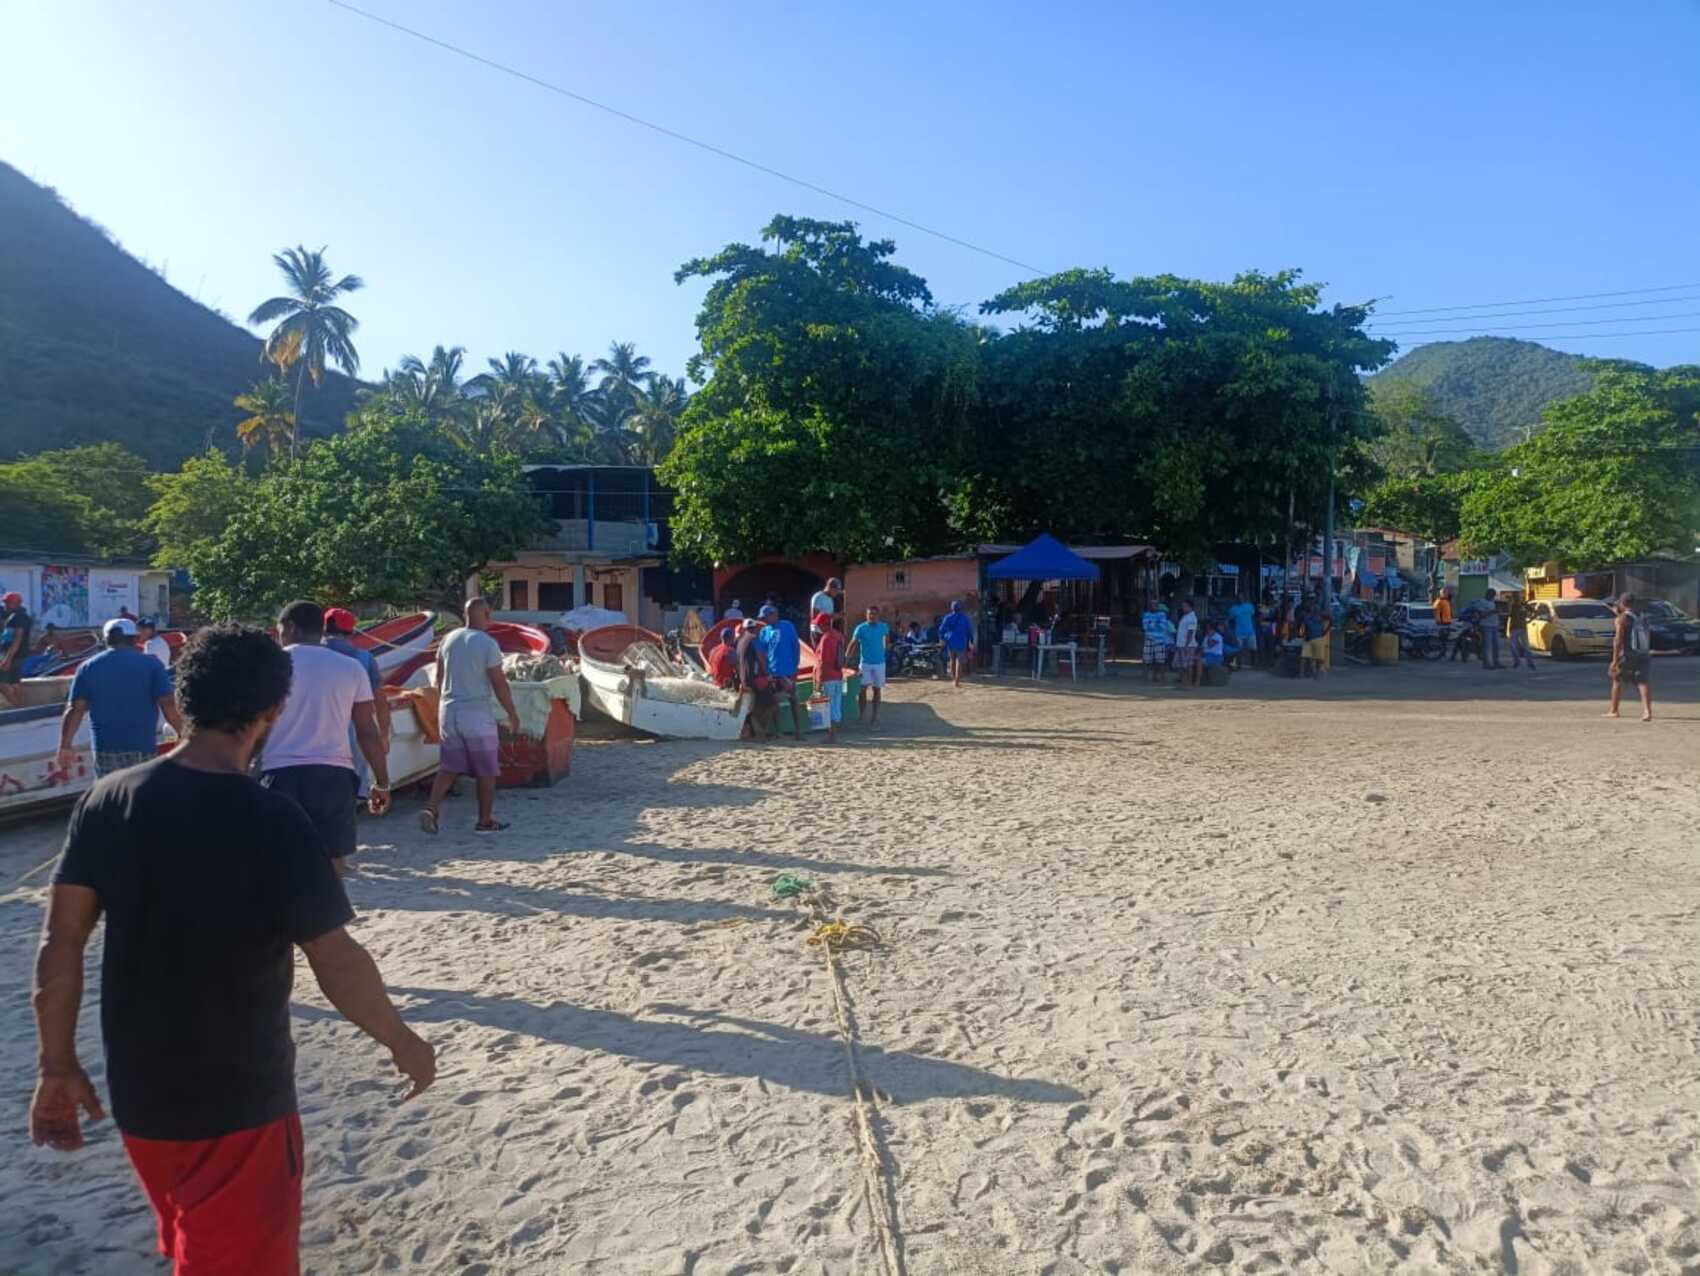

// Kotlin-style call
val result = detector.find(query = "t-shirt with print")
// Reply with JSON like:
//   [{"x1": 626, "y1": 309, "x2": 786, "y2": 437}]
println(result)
[
  {"x1": 52, "y1": 757, "x2": 354, "y2": 1140},
  {"x1": 1175, "y1": 612, "x2": 1199, "y2": 649},
  {"x1": 260, "y1": 643, "x2": 373, "y2": 773},
  {"x1": 68, "y1": 647, "x2": 172, "y2": 755},
  {"x1": 761, "y1": 620, "x2": 802, "y2": 679},
  {"x1": 438, "y1": 626, "x2": 503, "y2": 718},
  {"x1": 851, "y1": 620, "x2": 891, "y2": 666}
]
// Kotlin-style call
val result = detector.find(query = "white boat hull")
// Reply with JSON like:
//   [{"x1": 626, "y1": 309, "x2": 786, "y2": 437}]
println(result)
[
  {"x1": 0, "y1": 682, "x2": 176, "y2": 818},
  {"x1": 384, "y1": 699, "x2": 439, "y2": 789},
  {"x1": 579, "y1": 663, "x2": 748, "y2": 741}
]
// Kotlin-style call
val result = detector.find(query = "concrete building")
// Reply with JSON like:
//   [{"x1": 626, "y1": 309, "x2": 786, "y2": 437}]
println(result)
[{"x1": 0, "y1": 556, "x2": 172, "y2": 627}]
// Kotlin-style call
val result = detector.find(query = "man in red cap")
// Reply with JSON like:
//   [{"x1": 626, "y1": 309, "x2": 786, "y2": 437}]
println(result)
[
  {"x1": 0, "y1": 589, "x2": 31, "y2": 707},
  {"x1": 324, "y1": 608, "x2": 391, "y2": 803}
]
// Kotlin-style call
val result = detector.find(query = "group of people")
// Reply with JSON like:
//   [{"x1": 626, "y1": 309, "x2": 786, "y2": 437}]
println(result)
[
  {"x1": 711, "y1": 580, "x2": 977, "y2": 741},
  {"x1": 1140, "y1": 595, "x2": 1332, "y2": 684},
  {"x1": 30, "y1": 613, "x2": 444, "y2": 1274}
]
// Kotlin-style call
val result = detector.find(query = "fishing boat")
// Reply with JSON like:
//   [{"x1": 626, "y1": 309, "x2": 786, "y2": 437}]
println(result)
[
  {"x1": 0, "y1": 677, "x2": 174, "y2": 819},
  {"x1": 27, "y1": 628, "x2": 103, "y2": 677},
  {"x1": 578, "y1": 624, "x2": 748, "y2": 740},
  {"x1": 349, "y1": 611, "x2": 437, "y2": 677},
  {"x1": 382, "y1": 620, "x2": 552, "y2": 687}
]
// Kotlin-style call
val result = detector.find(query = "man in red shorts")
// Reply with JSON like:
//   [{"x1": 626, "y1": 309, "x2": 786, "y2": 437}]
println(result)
[{"x1": 30, "y1": 623, "x2": 436, "y2": 1274}]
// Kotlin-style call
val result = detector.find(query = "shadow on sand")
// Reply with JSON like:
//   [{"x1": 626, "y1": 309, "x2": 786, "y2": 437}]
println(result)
[{"x1": 299, "y1": 988, "x2": 1083, "y2": 1105}]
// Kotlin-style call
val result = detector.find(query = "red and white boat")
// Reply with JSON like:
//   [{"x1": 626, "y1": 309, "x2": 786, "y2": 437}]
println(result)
[
  {"x1": 579, "y1": 624, "x2": 747, "y2": 740},
  {"x1": 348, "y1": 612, "x2": 437, "y2": 677},
  {"x1": 383, "y1": 620, "x2": 551, "y2": 687}
]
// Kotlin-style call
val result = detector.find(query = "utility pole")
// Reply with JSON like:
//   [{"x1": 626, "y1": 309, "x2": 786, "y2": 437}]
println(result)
[{"x1": 1323, "y1": 378, "x2": 1338, "y2": 617}]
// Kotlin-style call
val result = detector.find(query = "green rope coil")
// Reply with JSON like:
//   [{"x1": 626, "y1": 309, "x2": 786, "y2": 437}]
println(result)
[{"x1": 771, "y1": 873, "x2": 813, "y2": 900}]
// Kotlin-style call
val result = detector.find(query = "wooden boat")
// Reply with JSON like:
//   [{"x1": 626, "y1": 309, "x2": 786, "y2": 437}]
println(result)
[
  {"x1": 697, "y1": 616, "x2": 818, "y2": 677},
  {"x1": 0, "y1": 677, "x2": 174, "y2": 819},
  {"x1": 349, "y1": 612, "x2": 437, "y2": 676},
  {"x1": 382, "y1": 620, "x2": 552, "y2": 687},
  {"x1": 578, "y1": 624, "x2": 748, "y2": 740},
  {"x1": 380, "y1": 689, "x2": 441, "y2": 790},
  {"x1": 28, "y1": 629, "x2": 102, "y2": 677}
]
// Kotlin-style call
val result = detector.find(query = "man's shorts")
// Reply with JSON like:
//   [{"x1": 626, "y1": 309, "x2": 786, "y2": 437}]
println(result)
[
  {"x1": 821, "y1": 679, "x2": 844, "y2": 723},
  {"x1": 123, "y1": 1113, "x2": 303, "y2": 1276},
  {"x1": 859, "y1": 662, "x2": 887, "y2": 689},
  {"x1": 262, "y1": 765, "x2": 358, "y2": 858},
  {"x1": 1614, "y1": 652, "x2": 1651, "y2": 685},
  {"x1": 441, "y1": 706, "x2": 502, "y2": 778},
  {"x1": 1142, "y1": 638, "x2": 1168, "y2": 664},
  {"x1": 1173, "y1": 645, "x2": 1199, "y2": 669}
]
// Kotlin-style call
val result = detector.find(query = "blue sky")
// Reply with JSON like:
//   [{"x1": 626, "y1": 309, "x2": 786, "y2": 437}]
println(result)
[{"x1": 4, "y1": 0, "x2": 1698, "y2": 382}]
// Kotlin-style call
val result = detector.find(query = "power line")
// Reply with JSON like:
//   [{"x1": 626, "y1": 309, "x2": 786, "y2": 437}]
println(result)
[
  {"x1": 1368, "y1": 294, "x2": 1700, "y2": 328},
  {"x1": 1374, "y1": 283, "x2": 1700, "y2": 318},
  {"x1": 324, "y1": 0, "x2": 1048, "y2": 276},
  {"x1": 1375, "y1": 314, "x2": 1700, "y2": 338},
  {"x1": 1391, "y1": 326, "x2": 1700, "y2": 349}
]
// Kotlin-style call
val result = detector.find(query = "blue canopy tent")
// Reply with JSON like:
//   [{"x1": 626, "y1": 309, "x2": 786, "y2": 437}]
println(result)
[{"x1": 985, "y1": 533, "x2": 1101, "y2": 583}]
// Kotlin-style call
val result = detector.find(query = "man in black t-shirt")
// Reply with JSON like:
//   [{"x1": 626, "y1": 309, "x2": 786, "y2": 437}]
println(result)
[
  {"x1": 0, "y1": 589, "x2": 32, "y2": 706},
  {"x1": 30, "y1": 624, "x2": 436, "y2": 1275}
]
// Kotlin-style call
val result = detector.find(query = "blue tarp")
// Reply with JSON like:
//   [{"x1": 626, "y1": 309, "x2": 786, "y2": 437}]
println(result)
[{"x1": 985, "y1": 533, "x2": 1101, "y2": 582}]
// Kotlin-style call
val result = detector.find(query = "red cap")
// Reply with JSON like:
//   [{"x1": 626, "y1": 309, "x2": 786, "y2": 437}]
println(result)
[
  {"x1": 1, "y1": 591, "x2": 21, "y2": 607},
  {"x1": 323, "y1": 607, "x2": 359, "y2": 634}
]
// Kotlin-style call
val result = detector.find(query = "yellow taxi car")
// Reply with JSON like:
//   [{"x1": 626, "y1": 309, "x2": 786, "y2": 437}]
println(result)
[{"x1": 1525, "y1": 598, "x2": 1618, "y2": 659}]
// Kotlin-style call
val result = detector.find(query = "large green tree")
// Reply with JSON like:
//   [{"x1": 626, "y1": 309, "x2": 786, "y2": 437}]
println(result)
[
  {"x1": 966, "y1": 268, "x2": 1392, "y2": 559},
  {"x1": 1459, "y1": 362, "x2": 1700, "y2": 568},
  {"x1": 1366, "y1": 382, "x2": 1479, "y2": 478},
  {"x1": 1357, "y1": 472, "x2": 1476, "y2": 543},
  {"x1": 0, "y1": 443, "x2": 155, "y2": 557},
  {"x1": 143, "y1": 449, "x2": 255, "y2": 571},
  {"x1": 180, "y1": 409, "x2": 554, "y2": 617},
  {"x1": 661, "y1": 216, "x2": 980, "y2": 563}
]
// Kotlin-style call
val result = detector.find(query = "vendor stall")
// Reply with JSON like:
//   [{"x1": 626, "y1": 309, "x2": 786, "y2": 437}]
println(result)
[{"x1": 984, "y1": 535, "x2": 1104, "y2": 678}]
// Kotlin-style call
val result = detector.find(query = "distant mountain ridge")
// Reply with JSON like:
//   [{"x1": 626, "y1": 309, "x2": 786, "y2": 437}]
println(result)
[
  {"x1": 1367, "y1": 336, "x2": 1596, "y2": 450},
  {"x1": 0, "y1": 160, "x2": 359, "y2": 468}
]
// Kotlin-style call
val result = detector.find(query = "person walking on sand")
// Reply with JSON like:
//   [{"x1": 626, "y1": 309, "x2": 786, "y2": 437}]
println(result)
[
  {"x1": 261, "y1": 602, "x2": 391, "y2": 875},
  {"x1": 848, "y1": 604, "x2": 891, "y2": 725},
  {"x1": 324, "y1": 608, "x2": 392, "y2": 803},
  {"x1": 1607, "y1": 593, "x2": 1653, "y2": 722},
  {"x1": 56, "y1": 618, "x2": 184, "y2": 778},
  {"x1": 1172, "y1": 597, "x2": 1201, "y2": 688},
  {"x1": 420, "y1": 598, "x2": 522, "y2": 835},
  {"x1": 29, "y1": 623, "x2": 436, "y2": 1276},
  {"x1": 815, "y1": 614, "x2": 848, "y2": 743},
  {"x1": 938, "y1": 599, "x2": 975, "y2": 687},
  {"x1": 1506, "y1": 593, "x2": 1537, "y2": 670}
]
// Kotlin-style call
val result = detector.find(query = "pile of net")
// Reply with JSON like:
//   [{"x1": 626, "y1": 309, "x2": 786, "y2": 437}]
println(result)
[
  {"x1": 642, "y1": 676, "x2": 738, "y2": 707},
  {"x1": 502, "y1": 652, "x2": 573, "y2": 682}
]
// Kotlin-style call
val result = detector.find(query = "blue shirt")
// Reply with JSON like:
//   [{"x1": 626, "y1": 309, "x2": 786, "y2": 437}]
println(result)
[
  {"x1": 760, "y1": 620, "x2": 801, "y2": 679},
  {"x1": 1227, "y1": 600, "x2": 1256, "y2": 638},
  {"x1": 851, "y1": 621, "x2": 891, "y2": 665},
  {"x1": 69, "y1": 646, "x2": 171, "y2": 754},
  {"x1": 325, "y1": 637, "x2": 382, "y2": 694},
  {"x1": 939, "y1": 612, "x2": 974, "y2": 652}
]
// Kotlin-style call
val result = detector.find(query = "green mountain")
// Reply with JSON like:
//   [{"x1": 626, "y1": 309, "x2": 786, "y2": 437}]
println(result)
[
  {"x1": 1367, "y1": 336, "x2": 1596, "y2": 450},
  {"x1": 0, "y1": 161, "x2": 359, "y2": 468}
]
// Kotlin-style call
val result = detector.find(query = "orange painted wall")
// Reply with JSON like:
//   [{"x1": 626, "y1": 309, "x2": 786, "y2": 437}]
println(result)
[{"x1": 844, "y1": 558, "x2": 979, "y2": 631}]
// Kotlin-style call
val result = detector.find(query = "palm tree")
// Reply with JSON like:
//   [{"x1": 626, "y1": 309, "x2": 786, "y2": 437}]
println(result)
[
  {"x1": 590, "y1": 341, "x2": 651, "y2": 402},
  {"x1": 248, "y1": 246, "x2": 363, "y2": 456},
  {"x1": 234, "y1": 379, "x2": 297, "y2": 456},
  {"x1": 625, "y1": 374, "x2": 687, "y2": 464},
  {"x1": 382, "y1": 344, "x2": 467, "y2": 419}
]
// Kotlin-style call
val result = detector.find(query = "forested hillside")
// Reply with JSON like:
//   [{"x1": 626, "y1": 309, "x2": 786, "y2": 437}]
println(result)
[
  {"x1": 0, "y1": 161, "x2": 358, "y2": 467},
  {"x1": 1367, "y1": 337, "x2": 1595, "y2": 449}
]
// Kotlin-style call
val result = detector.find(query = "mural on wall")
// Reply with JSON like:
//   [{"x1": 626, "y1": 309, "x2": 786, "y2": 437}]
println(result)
[{"x1": 39, "y1": 565, "x2": 89, "y2": 628}]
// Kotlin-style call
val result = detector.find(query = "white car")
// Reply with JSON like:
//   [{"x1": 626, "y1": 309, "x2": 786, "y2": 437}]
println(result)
[{"x1": 1390, "y1": 602, "x2": 1442, "y2": 636}]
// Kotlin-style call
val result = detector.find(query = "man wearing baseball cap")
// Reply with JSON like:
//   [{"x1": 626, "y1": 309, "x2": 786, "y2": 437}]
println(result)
[
  {"x1": 0, "y1": 589, "x2": 31, "y2": 707},
  {"x1": 57, "y1": 618, "x2": 184, "y2": 777},
  {"x1": 323, "y1": 608, "x2": 391, "y2": 803}
]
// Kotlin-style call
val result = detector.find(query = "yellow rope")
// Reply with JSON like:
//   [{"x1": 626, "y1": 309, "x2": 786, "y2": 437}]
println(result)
[{"x1": 806, "y1": 918, "x2": 882, "y2": 950}]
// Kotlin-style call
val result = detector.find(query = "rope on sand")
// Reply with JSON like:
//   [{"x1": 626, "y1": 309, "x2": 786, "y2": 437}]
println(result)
[{"x1": 776, "y1": 875, "x2": 906, "y2": 1276}]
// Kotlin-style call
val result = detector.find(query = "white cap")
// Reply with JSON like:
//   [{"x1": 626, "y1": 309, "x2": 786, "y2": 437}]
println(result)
[{"x1": 103, "y1": 617, "x2": 138, "y2": 639}]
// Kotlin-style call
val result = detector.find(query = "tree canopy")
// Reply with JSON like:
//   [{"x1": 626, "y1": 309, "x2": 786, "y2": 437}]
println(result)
[
  {"x1": 0, "y1": 443, "x2": 154, "y2": 557},
  {"x1": 1458, "y1": 363, "x2": 1700, "y2": 568},
  {"x1": 177, "y1": 407, "x2": 554, "y2": 618},
  {"x1": 661, "y1": 223, "x2": 1392, "y2": 567}
]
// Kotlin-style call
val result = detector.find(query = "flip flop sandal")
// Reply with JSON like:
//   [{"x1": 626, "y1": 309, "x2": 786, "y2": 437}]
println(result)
[
  {"x1": 419, "y1": 807, "x2": 440, "y2": 835},
  {"x1": 474, "y1": 820, "x2": 510, "y2": 834}
]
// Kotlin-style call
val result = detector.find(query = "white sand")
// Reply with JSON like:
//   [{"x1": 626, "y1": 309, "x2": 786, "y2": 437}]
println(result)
[{"x1": 3, "y1": 659, "x2": 1699, "y2": 1273}]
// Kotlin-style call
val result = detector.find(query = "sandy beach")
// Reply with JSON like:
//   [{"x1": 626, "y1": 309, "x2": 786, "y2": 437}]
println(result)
[{"x1": 3, "y1": 657, "x2": 1698, "y2": 1274}]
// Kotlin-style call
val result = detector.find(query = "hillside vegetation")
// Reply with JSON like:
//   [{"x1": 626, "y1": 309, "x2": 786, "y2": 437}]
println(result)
[
  {"x1": 0, "y1": 161, "x2": 358, "y2": 467},
  {"x1": 1367, "y1": 336, "x2": 1595, "y2": 450}
]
